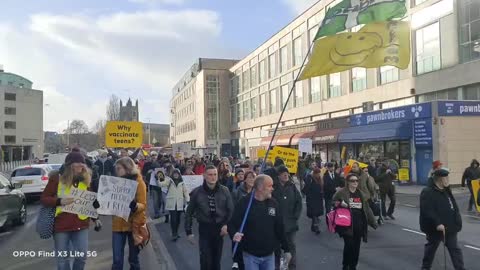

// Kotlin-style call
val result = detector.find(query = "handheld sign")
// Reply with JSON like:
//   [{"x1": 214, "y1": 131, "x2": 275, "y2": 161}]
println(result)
[
  {"x1": 97, "y1": 175, "x2": 138, "y2": 221},
  {"x1": 105, "y1": 121, "x2": 143, "y2": 148},
  {"x1": 61, "y1": 188, "x2": 98, "y2": 218},
  {"x1": 267, "y1": 146, "x2": 299, "y2": 173},
  {"x1": 182, "y1": 175, "x2": 204, "y2": 193},
  {"x1": 472, "y1": 179, "x2": 480, "y2": 212}
]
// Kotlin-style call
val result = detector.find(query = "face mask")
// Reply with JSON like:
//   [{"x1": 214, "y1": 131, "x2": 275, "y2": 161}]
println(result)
[{"x1": 73, "y1": 175, "x2": 84, "y2": 182}]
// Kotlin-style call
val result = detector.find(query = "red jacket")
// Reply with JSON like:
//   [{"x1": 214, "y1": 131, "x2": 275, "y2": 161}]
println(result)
[
  {"x1": 40, "y1": 173, "x2": 91, "y2": 233},
  {"x1": 193, "y1": 164, "x2": 206, "y2": 175}
]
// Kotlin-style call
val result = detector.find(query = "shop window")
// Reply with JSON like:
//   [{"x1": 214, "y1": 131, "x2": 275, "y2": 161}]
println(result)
[
  {"x1": 399, "y1": 141, "x2": 411, "y2": 161},
  {"x1": 385, "y1": 141, "x2": 400, "y2": 160},
  {"x1": 357, "y1": 142, "x2": 384, "y2": 159}
]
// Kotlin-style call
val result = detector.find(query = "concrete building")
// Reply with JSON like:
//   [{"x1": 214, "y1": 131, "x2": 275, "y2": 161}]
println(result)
[
  {"x1": 228, "y1": 0, "x2": 480, "y2": 184},
  {"x1": 119, "y1": 98, "x2": 139, "y2": 122},
  {"x1": 143, "y1": 123, "x2": 169, "y2": 147},
  {"x1": 0, "y1": 67, "x2": 44, "y2": 161},
  {"x1": 170, "y1": 58, "x2": 238, "y2": 156}
]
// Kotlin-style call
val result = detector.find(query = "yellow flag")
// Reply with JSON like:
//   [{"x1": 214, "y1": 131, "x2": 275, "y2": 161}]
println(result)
[
  {"x1": 347, "y1": 159, "x2": 369, "y2": 169},
  {"x1": 300, "y1": 21, "x2": 410, "y2": 80}
]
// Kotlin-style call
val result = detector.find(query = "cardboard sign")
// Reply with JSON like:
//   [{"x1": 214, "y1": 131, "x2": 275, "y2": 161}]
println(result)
[
  {"x1": 267, "y1": 146, "x2": 299, "y2": 173},
  {"x1": 398, "y1": 168, "x2": 410, "y2": 181},
  {"x1": 97, "y1": 175, "x2": 138, "y2": 221},
  {"x1": 257, "y1": 149, "x2": 267, "y2": 158},
  {"x1": 472, "y1": 179, "x2": 480, "y2": 212},
  {"x1": 182, "y1": 175, "x2": 204, "y2": 193},
  {"x1": 61, "y1": 188, "x2": 98, "y2": 218},
  {"x1": 105, "y1": 121, "x2": 143, "y2": 148},
  {"x1": 298, "y1": 138, "x2": 313, "y2": 154},
  {"x1": 172, "y1": 143, "x2": 192, "y2": 160}
]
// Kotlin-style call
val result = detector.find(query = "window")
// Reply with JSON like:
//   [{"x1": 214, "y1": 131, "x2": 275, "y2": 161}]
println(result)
[
  {"x1": 459, "y1": 0, "x2": 480, "y2": 62},
  {"x1": 251, "y1": 96, "x2": 257, "y2": 119},
  {"x1": 5, "y1": 107, "x2": 16, "y2": 115},
  {"x1": 4, "y1": 93, "x2": 16, "y2": 101},
  {"x1": 309, "y1": 77, "x2": 321, "y2": 103},
  {"x1": 251, "y1": 65, "x2": 257, "y2": 87},
  {"x1": 236, "y1": 103, "x2": 241, "y2": 123},
  {"x1": 231, "y1": 76, "x2": 239, "y2": 97},
  {"x1": 4, "y1": 121, "x2": 16, "y2": 129},
  {"x1": 328, "y1": 73, "x2": 341, "y2": 98},
  {"x1": 352, "y1": 68, "x2": 367, "y2": 92},
  {"x1": 464, "y1": 84, "x2": 480, "y2": 100},
  {"x1": 7, "y1": 81, "x2": 13, "y2": 86},
  {"x1": 259, "y1": 60, "x2": 266, "y2": 83},
  {"x1": 243, "y1": 100, "x2": 250, "y2": 121},
  {"x1": 415, "y1": 0, "x2": 427, "y2": 6},
  {"x1": 280, "y1": 46, "x2": 289, "y2": 73},
  {"x1": 380, "y1": 66, "x2": 399, "y2": 84},
  {"x1": 4, "y1": 136, "x2": 15, "y2": 144},
  {"x1": 269, "y1": 89, "x2": 277, "y2": 114},
  {"x1": 260, "y1": 94, "x2": 267, "y2": 116},
  {"x1": 269, "y1": 53, "x2": 276, "y2": 79},
  {"x1": 280, "y1": 84, "x2": 292, "y2": 110},
  {"x1": 416, "y1": 22, "x2": 441, "y2": 75},
  {"x1": 231, "y1": 106, "x2": 236, "y2": 125},
  {"x1": 242, "y1": 70, "x2": 250, "y2": 91},
  {"x1": 309, "y1": 26, "x2": 319, "y2": 44},
  {"x1": 295, "y1": 82, "x2": 303, "y2": 107},
  {"x1": 293, "y1": 38, "x2": 303, "y2": 66},
  {"x1": 206, "y1": 75, "x2": 218, "y2": 139}
]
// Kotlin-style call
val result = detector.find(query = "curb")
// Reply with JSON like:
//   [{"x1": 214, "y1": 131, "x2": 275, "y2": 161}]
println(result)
[{"x1": 147, "y1": 218, "x2": 177, "y2": 270}]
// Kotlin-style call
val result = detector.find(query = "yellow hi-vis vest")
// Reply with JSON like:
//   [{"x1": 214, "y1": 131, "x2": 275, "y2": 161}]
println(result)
[{"x1": 55, "y1": 181, "x2": 89, "y2": 220}]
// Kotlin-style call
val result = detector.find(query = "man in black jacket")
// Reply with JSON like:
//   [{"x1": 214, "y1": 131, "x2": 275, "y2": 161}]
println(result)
[
  {"x1": 185, "y1": 165, "x2": 234, "y2": 270},
  {"x1": 230, "y1": 174, "x2": 291, "y2": 270},
  {"x1": 272, "y1": 166, "x2": 302, "y2": 270},
  {"x1": 461, "y1": 159, "x2": 480, "y2": 211},
  {"x1": 420, "y1": 168, "x2": 465, "y2": 270},
  {"x1": 323, "y1": 162, "x2": 344, "y2": 213},
  {"x1": 376, "y1": 164, "x2": 397, "y2": 220}
]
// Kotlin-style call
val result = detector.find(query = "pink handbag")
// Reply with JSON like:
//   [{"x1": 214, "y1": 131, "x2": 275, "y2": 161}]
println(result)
[{"x1": 326, "y1": 208, "x2": 352, "y2": 233}]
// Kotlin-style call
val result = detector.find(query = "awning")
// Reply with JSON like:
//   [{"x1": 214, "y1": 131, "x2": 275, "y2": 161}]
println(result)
[
  {"x1": 260, "y1": 134, "x2": 295, "y2": 147},
  {"x1": 312, "y1": 129, "x2": 341, "y2": 144},
  {"x1": 338, "y1": 121, "x2": 412, "y2": 143},
  {"x1": 290, "y1": 131, "x2": 316, "y2": 145},
  {"x1": 260, "y1": 136, "x2": 273, "y2": 147}
]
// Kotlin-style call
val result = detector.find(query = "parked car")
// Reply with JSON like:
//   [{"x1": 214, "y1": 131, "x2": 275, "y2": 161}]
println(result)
[
  {"x1": 10, "y1": 165, "x2": 53, "y2": 198},
  {"x1": 49, "y1": 164, "x2": 62, "y2": 171},
  {"x1": 0, "y1": 173, "x2": 27, "y2": 229}
]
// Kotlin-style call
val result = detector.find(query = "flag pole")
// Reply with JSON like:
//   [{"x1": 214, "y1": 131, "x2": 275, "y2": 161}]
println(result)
[{"x1": 233, "y1": 38, "x2": 316, "y2": 258}]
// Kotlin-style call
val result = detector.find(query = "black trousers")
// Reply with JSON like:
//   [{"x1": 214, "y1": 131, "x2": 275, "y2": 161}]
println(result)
[
  {"x1": 275, "y1": 231, "x2": 297, "y2": 270},
  {"x1": 324, "y1": 197, "x2": 333, "y2": 213},
  {"x1": 380, "y1": 184, "x2": 396, "y2": 216},
  {"x1": 311, "y1": 216, "x2": 320, "y2": 232},
  {"x1": 467, "y1": 182, "x2": 474, "y2": 210},
  {"x1": 198, "y1": 223, "x2": 224, "y2": 270},
  {"x1": 342, "y1": 234, "x2": 362, "y2": 269},
  {"x1": 422, "y1": 232, "x2": 465, "y2": 270},
  {"x1": 169, "y1": 210, "x2": 182, "y2": 236},
  {"x1": 231, "y1": 240, "x2": 245, "y2": 270}
]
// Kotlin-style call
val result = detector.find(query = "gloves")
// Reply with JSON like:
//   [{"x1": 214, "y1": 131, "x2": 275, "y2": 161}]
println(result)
[
  {"x1": 129, "y1": 200, "x2": 138, "y2": 213},
  {"x1": 93, "y1": 199, "x2": 100, "y2": 209}
]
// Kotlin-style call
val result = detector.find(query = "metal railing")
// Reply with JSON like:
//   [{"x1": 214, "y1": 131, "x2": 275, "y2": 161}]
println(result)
[{"x1": 0, "y1": 160, "x2": 33, "y2": 175}]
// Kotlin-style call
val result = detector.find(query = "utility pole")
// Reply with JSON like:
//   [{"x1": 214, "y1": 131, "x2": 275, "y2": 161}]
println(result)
[
  {"x1": 146, "y1": 118, "x2": 151, "y2": 145},
  {"x1": 66, "y1": 120, "x2": 70, "y2": 150}
]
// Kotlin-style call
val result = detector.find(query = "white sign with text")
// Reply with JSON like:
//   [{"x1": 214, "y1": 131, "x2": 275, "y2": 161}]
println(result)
[
  {"x1": 182, "y1": 175, "x2": 203, "y2": 193},
  {"x1": 97, "y1": 175, "x2": 138, "y2": 221},
  {"x1": 61, "y1": 188, "x2": 98, "y2": 219},
  {"x1": 298, "y1": 138, "x2": 313, "y2": 154}
]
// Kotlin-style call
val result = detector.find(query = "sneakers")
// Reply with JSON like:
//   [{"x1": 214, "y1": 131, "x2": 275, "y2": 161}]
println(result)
[
  {"x1": 388, "y1": 214, "x2": 396, "y2": 220},
  {"x1": 232, "y1": 262, "x2": 239, "y2": 270}
]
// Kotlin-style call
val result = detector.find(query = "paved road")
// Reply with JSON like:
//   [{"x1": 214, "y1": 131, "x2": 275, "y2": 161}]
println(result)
[
  {"x1": 0, "y1": 200, "x2": 161, "y2": 270},
  {"x1": 154, "y1": 192, "x2": 480, "y2": 270}
]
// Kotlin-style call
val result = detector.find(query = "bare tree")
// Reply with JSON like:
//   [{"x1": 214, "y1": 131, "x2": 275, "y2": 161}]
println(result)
[
  {"x1": 66, "y1": 120, "x2": 89, "y2": 134},
  {"x1": 92, "y1": 119, "x2": 107, "y2": 147},
  {"x1": 106, "y1": 94, "x2": 120, "y2": 121}
]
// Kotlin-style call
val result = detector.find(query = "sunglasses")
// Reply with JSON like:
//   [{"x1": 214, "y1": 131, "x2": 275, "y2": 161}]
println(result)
[{"x1": 348, "y1": 179, "x2": 359, "y2": 183}]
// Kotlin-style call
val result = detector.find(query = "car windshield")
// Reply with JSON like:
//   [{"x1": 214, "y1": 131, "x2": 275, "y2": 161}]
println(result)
[{"x1": 12, "y1": 168, "x2": 43, "y2": 177}]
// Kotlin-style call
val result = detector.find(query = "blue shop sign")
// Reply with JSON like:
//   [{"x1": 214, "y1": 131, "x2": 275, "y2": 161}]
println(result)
[
  {"x1": 414, "y1": 119, "x2": 433, "y2": 146},
  {"x1": 438, "y1": 101, "x2": 480, "y2": 116},
  {"x1": 351, "y1": 103, "x2": 432, "y2": 126}
]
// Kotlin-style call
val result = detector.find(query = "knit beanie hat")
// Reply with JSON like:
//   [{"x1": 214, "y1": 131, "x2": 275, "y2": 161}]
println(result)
[
  {"x1": 235, "y1": 168, "x2": 244, "y2": 176},
  {"x1": 277, "y1": 165, "x2": 290, "y2": 175},
  {"x1": 65, "y1": 152, "x2": 86, "y2": 166}
]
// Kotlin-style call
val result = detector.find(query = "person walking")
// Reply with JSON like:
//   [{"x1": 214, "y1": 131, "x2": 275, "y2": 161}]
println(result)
[
  {"x1": 233, "y1": 169, "x2": 246, "y2": 192},
  {"x1": 40, "y1": 151, "x2": 102, "y2": 270},
  {"x1": 218, "y1": 161, "x2": 235, "y2": 192},
  {"x1": 420, "y1": 168, "x2": 465, "y2": 270},
  {"x1": 185, "y1": 165, "x2": 234, "y2": 270},
  {"x1": 461, "y1": 159, "x2": 480, "y2": 212},
  {"x1": 150, "y1": 169, "x2": 165, "y2": 219},
  {"x1": 94, "y1": 150, "x2": 115, "y2": 177},
  {"x1": 272, "y1": 166, "x2": 302, "y2": 270},
  {"x1": 110, "y1": 157, "x2": 147, "y2": 270},
  {"x1": 324, "y1": 162, "x2": 344, "y2": 213},
  {"x1": 230, "y1": 174, "x2": 292, "y2": 270},
  {"x1": 376, "y1": 163, "x2": 397, "y2": 220},
  {"x1": 333, "y1": 173, "x2": 376, "y2": 270},
  {"x1": 158, "y1": 169, "x2": 189, "y2": 240},
  {"x1": 304, "y1": 168, "x2": 324, "y2": 234},
  {"x1": 193, "y1": 157, "x2": 207, "y2": 175}
]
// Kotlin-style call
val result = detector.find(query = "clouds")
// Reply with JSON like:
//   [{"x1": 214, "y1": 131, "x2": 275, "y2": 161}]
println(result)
[
  {"x1": 282, "y1": 0, "x2": 319, "y2": 14},
  {"x1": 128, "y1": 0, "x2": 184, "y2": 5},
  {"x1": 0, "y1": 7, "x2": 226, "y2": 132}
]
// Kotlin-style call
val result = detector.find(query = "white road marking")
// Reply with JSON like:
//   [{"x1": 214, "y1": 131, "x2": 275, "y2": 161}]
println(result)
[
  {"x1": 402, "y1": 204, "x2": 416, "y2": 208},
  {"x1": 465, "y1": 245, "x2": 480, "y2": 251},
  {"x1": 0, "y1": 231, "x2": 12, "y2": 237},
  {"x1": 402, "y1": 228, "x2": 426, "y2": 236}
]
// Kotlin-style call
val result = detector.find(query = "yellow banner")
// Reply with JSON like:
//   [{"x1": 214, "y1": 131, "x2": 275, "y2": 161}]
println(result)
[
  {"x1": 472, "y1": 179, "x2": 480, "y2": 212},
  {"x1": 347, "y1": 159, "x2": 368, "y2": 169},
  {"x1": 105, "y1": 121, "x2": 143, "y2": 148},
  {"x1": 398, "y1": 168, "x2": 410, "y2": 181},
  {"x1": 267, "y1": 146, "x2": 299, "y2": 174},
  {"x1": 257, "y1": 149, "x2": 267, "y2": 158},
  {"x1": 300, "y1": 21, "x2": 410, "y2": 80}
]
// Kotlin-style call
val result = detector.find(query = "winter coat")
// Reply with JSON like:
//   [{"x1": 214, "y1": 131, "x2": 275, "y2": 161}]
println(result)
[
  {"x1": 94, "y1": 159, "x2": 115, "y2": 176},
  {"x1": 272, "y1": 180, "x2": 303, "y2": 233},
  {"x1": 323, "y1": 171, "x2": 343, "y2": 200},
  {"x1": 158, "y1": 177, "x2": 189, "y2": 211},
  {"x1": 461, "y1": 160, "x2": 480, "y2": 187},
  {"x1": 420, "y1": 185, "x2": 462, "y2": 235},
  {"x1": 376, "y1": 168, "x2": 396, "y2": 194},
  {"x1": 193, "y1": 164, "x2": 206, "y2": 175},
  {"x1": 112, "y1": 174, "x2": 147, "y2": 232},
  {"x1": 353, "y1": 170, "x2": 375, "y2": 201},
  {"x1": 304, "y1": 176, "x2": 324, "y2": 218},
  {"x1": 232, "y1": 182, "x2": 251, "y2": 205},
  {"x1": 332, "y1": 188, "x2": 376, "y2": 238},
  {"x1": 219, "y1": 174, "x2": 234, "y2": 192}
]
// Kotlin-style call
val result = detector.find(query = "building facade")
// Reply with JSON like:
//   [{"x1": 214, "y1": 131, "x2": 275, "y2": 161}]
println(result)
[
  {"x1": 143, "y1": 123, "x2": 170, "y2": 147},
  {"x1": 170, "y1": 58, "x2": 238, "y2": 156},
  {"x1": 227, "y1": 0, "x2": 480, "y2": 184},
  {"x1": 0, "y1": 67, "x2": 44, "y2": 161},
  {"x1": 119, "y1": 98, "x2": 139, "y2": 122}
]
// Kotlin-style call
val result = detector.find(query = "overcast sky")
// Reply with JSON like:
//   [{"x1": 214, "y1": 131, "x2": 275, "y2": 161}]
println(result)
[{"x1": 0, "y1": 0, "x2": 319, "y2": 132}]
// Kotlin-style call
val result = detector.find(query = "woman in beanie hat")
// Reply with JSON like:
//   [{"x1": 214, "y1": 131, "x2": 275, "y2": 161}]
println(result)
[
  {"x1": 40, "y1": 151, "x2": 101, "y2": 270},
  {"x1": 233, "y1": 168, "x2": 245, "y2": 192}
]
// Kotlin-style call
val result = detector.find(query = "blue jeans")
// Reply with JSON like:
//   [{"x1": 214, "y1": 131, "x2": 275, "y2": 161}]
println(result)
[
  {"x1": 150, "y1": 186, "x2": 164, "y2": 217},
  {"x1": 243, "y1": 252, "x2": 275, "y2": 270},
  {"x1": 112, "y1": 232, "x2": 140, "y2": 270},
  {"x1": 54, "y1": 229, "x2": 89, "y2": 270}
]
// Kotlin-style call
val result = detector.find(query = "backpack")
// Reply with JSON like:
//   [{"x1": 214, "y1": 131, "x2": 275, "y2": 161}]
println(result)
[{"x1": 326, "y1": 208, "x2": 352, "y2": 233}]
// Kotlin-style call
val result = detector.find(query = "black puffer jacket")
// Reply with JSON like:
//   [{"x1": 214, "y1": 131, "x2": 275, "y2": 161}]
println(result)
[
  {"x1": 272, "y1": 180, "x2": 303, "y2": 233},
  {"x1": 461, "y1": 159, "x2": 480, "y2": 187},
  {"x1": 420, "y1": 185, "x2": 462, "y2": 235}
]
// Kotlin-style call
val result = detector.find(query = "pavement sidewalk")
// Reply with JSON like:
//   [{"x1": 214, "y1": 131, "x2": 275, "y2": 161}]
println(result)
[{"x1": 395, "y1": 183, "x2": 469, "y2": 195}]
